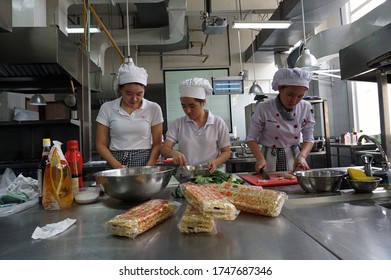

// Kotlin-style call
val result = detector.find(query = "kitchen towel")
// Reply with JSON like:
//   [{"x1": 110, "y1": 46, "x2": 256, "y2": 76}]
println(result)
[{"x1": 31, "y1": 218, "x2": 77, "y2": 239}]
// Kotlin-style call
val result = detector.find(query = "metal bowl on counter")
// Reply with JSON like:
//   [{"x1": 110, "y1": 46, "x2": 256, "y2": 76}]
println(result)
[
  {"x1": 347, "y1": 177, "x2": 382, "y2": 193},
  {"x1": 293, "y1": 169, "x2": 346, "y2": 193},
  {"x1": 94, "y1": 166, "x2": 176, "y2": 202},
  {"x1": 174, "y1": 164, "x2": 210, "y2": 183}
]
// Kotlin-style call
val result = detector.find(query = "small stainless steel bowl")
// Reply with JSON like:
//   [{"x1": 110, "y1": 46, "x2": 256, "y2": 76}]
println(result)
[
  {"x1": 94, "y1": 166, "x2": 175, "y2": 202},
  {"x1": 294, "y1": 169, "x2": 346, "y2": 193},
  {"x1": 347, "y1": 177, "x2": 382, "y2": 193},
  {"x1": 174, "y1": 164, "x2": 210, "y2": 183}
]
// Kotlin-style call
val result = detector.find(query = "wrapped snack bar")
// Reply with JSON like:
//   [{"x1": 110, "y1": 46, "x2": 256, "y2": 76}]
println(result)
[
  {"x1": 181, "y1": 183, "x2": 239, "y2": 220},
  {"x1": 178, "y1": 205, "x2": 217, "y2": 234},
  {"x1": 107, "y1": 199, "x2": 181, "y2": 239}
]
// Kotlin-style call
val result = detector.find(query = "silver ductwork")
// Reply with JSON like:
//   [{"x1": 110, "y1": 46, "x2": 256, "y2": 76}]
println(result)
[
  {"x1": 288, "y1": 0, "x2": 391, "y2": 70},
  {"x1": 339, "y1": 23, "x2": 391, "y2": 82},
  {"x1": 89, "y1": 0, "x2": 187, "y2": 71},
  {"x1": 246, "y1": 0, "x2": 350, "y2": 64}
]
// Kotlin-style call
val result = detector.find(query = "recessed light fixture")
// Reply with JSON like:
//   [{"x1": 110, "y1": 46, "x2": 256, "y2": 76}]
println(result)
[
  {"x1": 66, "y1": 27, "x2": 101, "y2": 34},
  {"x1": 232, "y1": 20, "x2": 292, "y2": 29}
]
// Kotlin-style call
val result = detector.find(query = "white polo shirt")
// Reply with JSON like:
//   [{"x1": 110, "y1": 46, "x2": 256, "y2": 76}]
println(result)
[
  {"x1": 96, "y1": 97, "x2": 163, "y2": 150},
  {"x1": 165, "y1": 109, "x2": 230, "y2": 165}
]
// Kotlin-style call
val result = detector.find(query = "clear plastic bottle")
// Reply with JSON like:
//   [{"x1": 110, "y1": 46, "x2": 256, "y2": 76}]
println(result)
[
  {"x1": 65, "y1": 140, "x2": 83, "y2": 191},
  {"x1": 37, "y1": 138, "x2": 51, "y2": 204},
  {"x1": 344, "y1": 132, "x2": 351, "y2": 145}
]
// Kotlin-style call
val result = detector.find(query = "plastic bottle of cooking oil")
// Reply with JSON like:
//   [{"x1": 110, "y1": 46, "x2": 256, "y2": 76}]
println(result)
[{"x1": 42, "y1": 141, "x2": 73, "y2": 210}]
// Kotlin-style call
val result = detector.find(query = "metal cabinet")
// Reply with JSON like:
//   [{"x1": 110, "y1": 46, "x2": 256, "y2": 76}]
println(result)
[{"x1": 330, "y1": 143, "x2": 377, "y2": 167}]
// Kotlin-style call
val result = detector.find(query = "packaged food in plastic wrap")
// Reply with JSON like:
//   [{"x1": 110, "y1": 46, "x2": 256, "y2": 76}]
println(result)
[
  {"x1": 42, "y1": 141, "x2": 74, "y2": 210},
  {"x1": 208, "y1": 181, "x2": 264, "y2": 195},
  {"x1": 178, "y1": 205, "x2": 217, "y2": 235},
  {"x1": 225, "y1": 188, "x2": 287, "y2": 217},
  {"x1": 106, "y1": 199, "x2": 181, "y2": 239},
  {"x1": 181, "y1": 183, "x2": 239, "y2": 220}
]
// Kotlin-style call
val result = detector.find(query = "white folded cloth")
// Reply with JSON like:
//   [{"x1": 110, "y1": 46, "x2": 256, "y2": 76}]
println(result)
[{"x1": 31, "y1": 218, "x2": 77, "y2": 240}]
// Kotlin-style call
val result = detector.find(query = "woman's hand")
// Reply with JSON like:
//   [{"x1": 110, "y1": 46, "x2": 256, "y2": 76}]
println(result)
[
  {"x1": 255, "y1": 158, "x2": 267, "y2": 173},
  {"x1": 294, "y1": 156, "x2": 310, "y2": 171},
  {"x1": 207, "y1": 161, "x2": 218, "y2": 173},
  {"x1": 172, "y1": 150, "x2": 188, "y2": 166}
]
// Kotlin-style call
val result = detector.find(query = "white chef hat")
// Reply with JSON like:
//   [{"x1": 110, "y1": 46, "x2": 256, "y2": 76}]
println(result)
[
  {"x1": 114, "y1": 58, "x2": 148, "y2": 93},
  {"x1": 271, "y1": 68, "x2": 312, "y2": 91},
  {"x1": 179, "y1": 77, "x2": 213, "y2": 99}
]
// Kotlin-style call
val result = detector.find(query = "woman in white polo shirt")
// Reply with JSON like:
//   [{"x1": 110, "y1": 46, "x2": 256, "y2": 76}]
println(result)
[
  {"x1": 246, "y1": 68, "x2": 315, "y2": 172},
  {"x1": 161, "y1": 77, "x2": 230, "y2": 172},
  {"x1": 96, "y1": 58, "x2": 163, "y2": 168}
]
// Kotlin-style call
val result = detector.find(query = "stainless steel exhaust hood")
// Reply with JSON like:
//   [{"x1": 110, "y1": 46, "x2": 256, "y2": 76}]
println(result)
[
  {"x1": 339, "y1": 23, "x2": 391, "y2": 83},
  {"x1": 0, "y1": 26, "x2": 101, "y2": 93}
]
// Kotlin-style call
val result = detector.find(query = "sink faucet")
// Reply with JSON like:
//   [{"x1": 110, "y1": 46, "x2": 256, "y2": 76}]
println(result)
[
  {"x1": 358, "y1": 134, "x2": 391, "y2": 173},
  {"x1": 240, "y1": 142, "x2": 246, "y2": 155}
]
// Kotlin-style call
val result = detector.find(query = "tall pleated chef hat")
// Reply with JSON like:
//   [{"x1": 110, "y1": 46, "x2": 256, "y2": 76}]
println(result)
[
  {"x1": 271, "y1": 68, "x2": 312, "y2": 91},
  {"x1": 179, "y1": 77, "x2": 213, "y2": 99},
  {"x1": 114, "y1": 58, "x2": 148, "y2": 93}
]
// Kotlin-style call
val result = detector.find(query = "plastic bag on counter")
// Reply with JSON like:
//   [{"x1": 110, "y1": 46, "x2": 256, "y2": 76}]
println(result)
[
  {"x1": 0, "y1": 168, "x2": 16, "y2": 196},
  {"x1": 0, "y1": 168, "x2": 39, "y2": 217},
  {"x1": 42, "y1": 140, "x2": 74, "y2": 210},
  {"x1": 106, "y1": 199, "x2": 181, "y2": 239}
]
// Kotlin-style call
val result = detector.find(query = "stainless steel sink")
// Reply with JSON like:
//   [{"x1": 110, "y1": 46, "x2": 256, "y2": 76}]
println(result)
[{"x1": 377, "y1": 202, "x2": 391, "y2": 209}]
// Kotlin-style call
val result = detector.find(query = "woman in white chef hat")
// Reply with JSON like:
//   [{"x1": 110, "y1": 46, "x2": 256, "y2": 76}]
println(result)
[
  {"x1": 161, "y1": 77, "x2": 231, "y2": 172},
  {"x1": 96, "y1": 58, "x2": 163, "y2": 168},
  {"x1": 246, "y1": 68, "x2": 315, "y2": 173}
]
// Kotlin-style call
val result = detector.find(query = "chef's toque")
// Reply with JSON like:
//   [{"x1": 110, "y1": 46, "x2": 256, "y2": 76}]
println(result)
[
  {"x1": 179, "y1": 77, "x2": 213, "y2": 99},
  {"x1": 114, "y1": 58, "x2": 148, "y2": 93},
  {"x1": 271, "y1": 68, "x2": 312, "y2": 91}
]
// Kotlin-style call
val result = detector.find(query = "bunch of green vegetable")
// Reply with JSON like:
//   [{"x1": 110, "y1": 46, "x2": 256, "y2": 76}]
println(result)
[{"x1": 190, "y1": 170, "x2": 245, "y2": 185}]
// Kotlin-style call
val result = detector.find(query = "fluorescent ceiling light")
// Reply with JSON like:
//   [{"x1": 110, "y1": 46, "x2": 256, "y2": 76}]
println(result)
[
  {"x1": 66, "y1": 27, "x2": 101, "y2": 34},
  {"x1": 232, "y1": 20, "x2": 292, "y2": 29}
]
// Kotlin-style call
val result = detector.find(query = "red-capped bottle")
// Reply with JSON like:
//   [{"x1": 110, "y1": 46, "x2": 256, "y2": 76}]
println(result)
[{"x1": 65, "y1": 140, "x2": 83, "y2": 191}]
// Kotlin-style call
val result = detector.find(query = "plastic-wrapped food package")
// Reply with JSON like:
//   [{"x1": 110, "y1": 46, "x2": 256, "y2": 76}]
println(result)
[
  {"x1": 178, "y1": 205, "x2": 217, "y2": 234},
  {"x1": 202, "y1": 182, "x2": 286, "y2": 217},
  {"x1": 181, "y1": 183, "x2": 239, "y2": 220},
  {"x1": 106, "y1": 199, "x2": 181, "y2": 239},
  {"x1": 224, "y1": 188, "x2": 287, "y2": 217}
]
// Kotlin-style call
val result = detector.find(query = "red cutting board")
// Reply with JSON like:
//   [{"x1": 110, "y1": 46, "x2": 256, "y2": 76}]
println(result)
[{"x1": 239, "y1": 173, "x2": 298, "y2": 187}]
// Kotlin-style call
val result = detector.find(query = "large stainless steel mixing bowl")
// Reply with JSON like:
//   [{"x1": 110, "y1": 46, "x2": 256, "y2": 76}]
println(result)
[
  {"x1": 347, "y1": 177, "x2": 382, "y2": 193},
  {"x1": 94, "y1": 166, "x2": 176, "y2": 202},
  {"x1": 174, "y1": 164, "x2": 210, "y2": 183},
  {"x1": 293, "y1": 169, "x2": 346, "y2": 193}
]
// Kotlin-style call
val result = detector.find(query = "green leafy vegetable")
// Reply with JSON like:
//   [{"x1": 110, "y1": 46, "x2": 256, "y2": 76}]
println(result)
[{"x1": 189, "y1": 170, "x2": 246, "y2": 184}]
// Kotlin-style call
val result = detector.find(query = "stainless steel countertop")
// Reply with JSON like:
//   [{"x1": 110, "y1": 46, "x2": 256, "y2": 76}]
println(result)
[
  {"x1": 1, "y1": 175, "x2": 391, "y2": 260},
  {"x1": 0, "y1": 177, "x2": 337, "y2": 260}
]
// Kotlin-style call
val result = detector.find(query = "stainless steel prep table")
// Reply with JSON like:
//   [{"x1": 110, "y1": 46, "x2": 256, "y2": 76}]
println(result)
[
  {"x1": 0, "y1": 180, "x2": 337, "y2": 260},
  {"x1": 281, "y1": 190, "x2": 391, "y2": 260}
]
